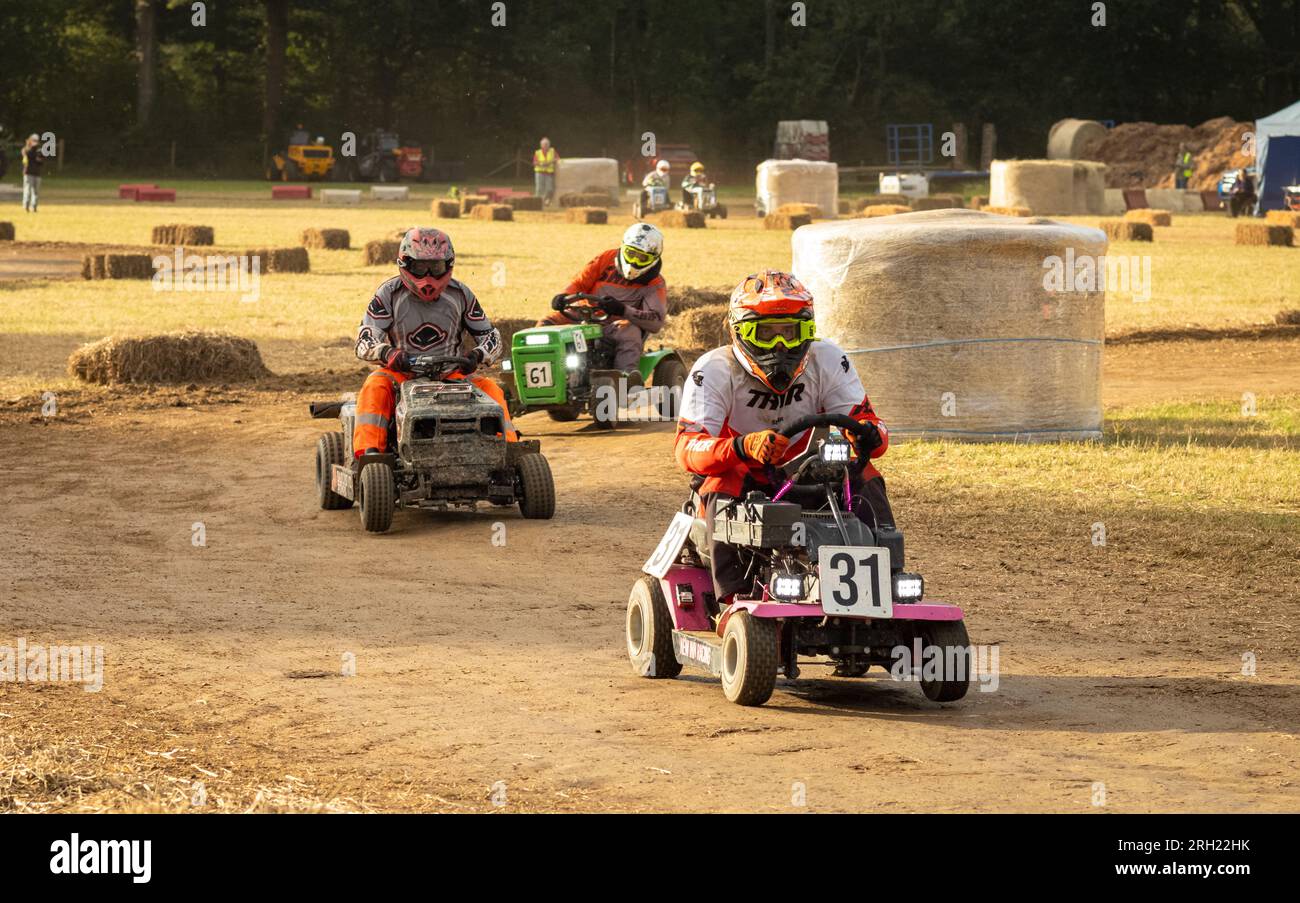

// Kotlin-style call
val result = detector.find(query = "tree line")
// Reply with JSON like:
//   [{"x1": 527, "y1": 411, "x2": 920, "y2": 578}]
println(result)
[{"x1": 1, "y1": 0, "x2": 1296, "y2": 177}]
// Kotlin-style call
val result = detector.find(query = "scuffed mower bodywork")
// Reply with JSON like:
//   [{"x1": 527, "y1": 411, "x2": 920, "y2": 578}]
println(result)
[{"x1": 312, "y1": 354, "x2": 556, "y2": 533}]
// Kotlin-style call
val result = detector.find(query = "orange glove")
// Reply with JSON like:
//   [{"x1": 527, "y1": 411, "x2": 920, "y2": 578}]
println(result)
[{"x1": 738, "y1": 430, "x2": 789, "y2": 464}]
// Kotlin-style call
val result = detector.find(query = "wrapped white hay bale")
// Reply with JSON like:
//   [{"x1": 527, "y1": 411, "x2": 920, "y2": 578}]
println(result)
[
  {"x1": 1145, "y1": 188, "x2": 1203, "y2": 213},
  {"x1": 791, "y1": 208, "x2": 1106, "y2": 441},
  {"x1": 321, "y1": 189, "x2": 362, "y2": 205},
  {"x1": 756, "y1": 159, "x2": 838, "y2": 218},
  {"x1": 554, "y1": 158, "x2": 620, "y2": 201},
  {"x1": 370, "y1": 185, "x2": 410, "y2": 201},
  {"x1": 991, "y1": 159, "x2": 1107, "y2": 215},
  {"x1": 1046, "y1": 119, "x2": 1107, "y2": 160},
  {"x1": 1102, "y1": 189, "x2": 1127, "y2": 215}
]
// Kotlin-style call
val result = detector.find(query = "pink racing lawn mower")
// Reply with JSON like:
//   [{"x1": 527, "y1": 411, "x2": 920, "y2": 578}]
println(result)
[{"x1": 627, "y1": 414, "x2": 971, "y2": 706}]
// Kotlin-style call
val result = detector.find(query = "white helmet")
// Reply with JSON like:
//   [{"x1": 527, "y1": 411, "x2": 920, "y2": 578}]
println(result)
[
  {"x1": 655, "y1": 159, "x2": 671, "y2": 174},
  {"x1": 617, "y1": 223, "x2": 664, "y2": 280}
]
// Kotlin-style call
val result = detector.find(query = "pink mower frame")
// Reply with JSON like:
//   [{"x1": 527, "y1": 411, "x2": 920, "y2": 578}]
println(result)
[{"x1": 657, "y1": 564, "x2": 964, "y2": 634}]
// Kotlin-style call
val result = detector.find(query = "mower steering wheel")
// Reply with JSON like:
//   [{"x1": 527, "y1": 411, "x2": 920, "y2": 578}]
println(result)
[
  {"x1": 778, "y1": 413, "x2": 875, "y2": 478},
  {"x1": 408, "y1": 354, "x2": 475, "y2": 380},
  {"x1": 559, "y1": 293, "x2": 611, "y2": 324}
]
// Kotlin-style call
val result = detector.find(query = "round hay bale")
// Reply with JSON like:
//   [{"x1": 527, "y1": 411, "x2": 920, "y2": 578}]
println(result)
[
  {"x1": 1102, "y1": 219, "x2": 1154, "y2": 242},
  {"x1": 1124, "y1": 208, "x2": 1172, "y2": 227},
  {"x1": 660, "y1": 303, "x2": 729, "y2": 351},
  {"x1": 470, "y1": 203, "x2": 513, "y2": 222},
  {"x1": 104, "y1": 253, "x2": 156, "y2": 279},
  {"x1": 1047, "y1": 118, "x2": 1108, "y2": 160},
  {"x1": 666, "y1": 286, "x2": 730, "y2": 316},
  {"x1": 565, "y1": 206, "x2": 608, "y2": 225},
  {"x1": 67, "y1": 331, "x2": 271, "y2": 385},
  {"x1": 460, "y1": 194, "x2": 490, "y2": 214},
  {"x1": 1264, "y1": 211, "x2": 1300, "y2": 229},
  {"x1": 509, "y1": 195, "x2": 544, "y2": 211},
  {"x1": 792, "y1": 208, "x2": 1106, "y2": 441},
  {"x1": 855, "y1": 194, "x2": 908, "y2": 211},
  {"x1": 301, "y1": 228, "x2": 351, "y2": 250},
  {"x1": 860, "y1": 204, "x2": 912, "y2": 218},
  {"x1": 990, "y1": 159, "x2": 1107, "y2": 215},
  {"x1": 362, "y1": 240, "x2": 400, "y2": 266},
  {"x1": 0, "y1": 222, "x2": 15, "y2": 241},
  {"x1": 776, "y1": 202, "x2": 824, "y2": 219},
  {"x1": 553, "y1": 158, "x2": 620, "y2": 201},
  {"x1": 433, "y1": 199, "x2": 461, "y2": 218},
  {"x1": 981, "y1": 205, "x2": 1033, "y2": 217},
  {"x1": 910, "y1": 194, "x2": 963, "y2": 211},
  {"x1": 1235, "y1": 223, "x2": 1294, "y2": 247},
  {"x1": 765, "y1": 212, "x2": 812, "y2": 230},
  {"x1": 652, "y1": 210, "x2": 706, "y2": 229}
]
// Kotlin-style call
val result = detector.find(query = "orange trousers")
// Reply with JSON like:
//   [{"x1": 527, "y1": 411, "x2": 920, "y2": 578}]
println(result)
[{"x1": 353, "y1": 367, "x2": 518, "y2": 454}]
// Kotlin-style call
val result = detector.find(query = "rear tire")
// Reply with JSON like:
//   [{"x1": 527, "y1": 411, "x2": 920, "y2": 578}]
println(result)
[
  {"x1": 721, "y1": 611, "x2": 779, "y2": 706},
  {"x1": 590, "y1": 375, "x2": 618, "y2": 430},
  {"x1": 651, "y1": 357, "x2": 687, "y2": 419},
  {"x1": 626, "y1": 576, "x2": 682, "y2": 679},
  {"x1": 315, "y1": 432, "x2": 351, "y2": 510},
  {"x1": 358, "y1": 462, "x2": 396, "y2": 533},
  {"x1": 546, "y1": 403, "x2": 581, "y2": 422},
  {"x1": 918, "y1": 619, "x2": 971, "y2": 702},
  {"x1": 516, "y1": 453, "x2": 556, "y2": 519}
]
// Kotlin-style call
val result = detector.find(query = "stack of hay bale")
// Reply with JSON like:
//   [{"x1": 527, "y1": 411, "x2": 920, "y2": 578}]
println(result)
[
  {"x1": 554, "y1": 158, "x2": 620, "y2": 204},
  {"x1": 990, "y1": 159, "x2": 1107, "y2": 215},
  {"x1": 791, "y1": 208, "x2": 1106, "y2": 441},
  {"x1": 301, "y1": 228, "x2": 350, "y2": 249},
  {"x1": 460, "y1": 194, "x2": 491, "y2": 214},
  {"x1": 756, "y1": 160, "x2": 838, "y2": 219},
  {"x1": 151, "y1": 224, "x2": 214, "y2": 245},
  {"x1": 81, "y1": 254, "x2": 154, "y2": 279}
]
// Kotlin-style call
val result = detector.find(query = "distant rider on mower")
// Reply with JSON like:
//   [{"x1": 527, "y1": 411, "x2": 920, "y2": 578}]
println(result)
[
  {"x1": 352, "y1": 227, "x2": 517, "y2": 457},
  {"x1": 681, "y1": 161, "x2": 709, "y2": 207},
  {"x1": 539, "y1": 223, "x2": 668, "y2": 385},
  {"x1": 675, "y1": 269, "x2": 894, "y2": 601},
  {"x1": 640, "y1": 159, "x2": 671, "y2": 212}
]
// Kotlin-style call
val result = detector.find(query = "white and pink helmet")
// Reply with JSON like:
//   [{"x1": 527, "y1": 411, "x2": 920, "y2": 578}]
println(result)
[{"x1": 397, "y1": 227, "x2": 455, "y2": 301}]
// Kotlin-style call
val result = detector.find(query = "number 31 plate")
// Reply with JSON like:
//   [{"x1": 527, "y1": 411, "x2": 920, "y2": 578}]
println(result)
[{"x1": 817, "y1": 546, "x2": 892, "y2": 618}]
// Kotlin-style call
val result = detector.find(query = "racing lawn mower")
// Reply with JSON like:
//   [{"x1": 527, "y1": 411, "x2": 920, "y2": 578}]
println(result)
[
  {"x1": 680, "y1": 183, "x2": 728, "y2": 219},
  {"x1": 1285, "y1": 185, "x2": 1300, "y2": 213},
  {"x1": 633, "y1": 185, "x2": 673, "y2": 219},
  {"x1": 502, "y1": 294, "x2": 687, "y2": 429},
  {"x1": 310, "y1": 354, "x2": 555, "y2": 533},
  {"x1": 627, "y1": 414, "x2": 972, "y2": 707}
]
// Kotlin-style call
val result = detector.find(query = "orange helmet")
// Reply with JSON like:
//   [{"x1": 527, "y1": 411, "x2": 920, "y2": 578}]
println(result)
[{"x1": 728, "y1": 270, "x2": 817, "y2": 393}]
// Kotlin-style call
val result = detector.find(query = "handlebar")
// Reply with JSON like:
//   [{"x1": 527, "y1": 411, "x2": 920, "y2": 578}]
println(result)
[
  {"x1": 779, "y1": 413, "x2": 874, "y2": 441},
  {"x1": 407, "y1": 354, "x2": 475, "y2": 378},
  {"x1": 559, "y1": 294, "x2": 611, "y2": 323}
]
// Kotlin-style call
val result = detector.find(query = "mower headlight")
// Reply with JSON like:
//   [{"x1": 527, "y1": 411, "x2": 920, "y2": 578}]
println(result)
[
  {"x1": 524, "y1": 334, "x2": 550, "y2": 346},
  {"x1": 893, "y1": 573, "x2": 924, "y2": 602},
  {"x1": 501, "y1": 359, "x2": 513, "y2": 371},
  {"x1": 770, "y1": 573, "x2": 805, "y2": 600},
  {"x1": 565, "y1": 353, "x2": 580, "y2": 369},
  {"x1": 821, "y1": 440, "x2": 851, "y2": 463}
]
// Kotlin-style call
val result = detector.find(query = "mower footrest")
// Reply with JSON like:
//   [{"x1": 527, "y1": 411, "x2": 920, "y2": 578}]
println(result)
[{"x1": 672, "y1": 630, "x2": 722, "y2": 676}]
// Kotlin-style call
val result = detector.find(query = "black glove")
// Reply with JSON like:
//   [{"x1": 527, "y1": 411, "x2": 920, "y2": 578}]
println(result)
[
  {"x1": 599, "y1": 298, "x2": 625, "y2": 316},
  {"x1": 551, "y1": 293, "x2": 571, "y2": 311},
  {"x1": 381, "y1": 347, "x2": 410, "y2": 372},
  {"x1": 851, "y1": 421, "x2": 884, "y2": 457},
  {"x1": 461, "y1": 348, "x2": 483, "y2": 375}
]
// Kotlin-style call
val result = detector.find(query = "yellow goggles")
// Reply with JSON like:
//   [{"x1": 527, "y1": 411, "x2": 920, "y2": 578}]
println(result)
[
  {"x1": 736, "y1": 317, "x2": 817, "y2": 349},
  {"x1": 622, "y1": 245, "x2": 658, "y2": 268}
]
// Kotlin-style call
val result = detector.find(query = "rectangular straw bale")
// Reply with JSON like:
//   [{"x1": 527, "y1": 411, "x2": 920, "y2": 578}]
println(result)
[
  {"x1": 1264, "y1": 211, "x2": 1300, "y2": 229},
  {"x1": 301, "y1": 228, "x2": 350, "y2": 250},
  {"x1": 765, "y1": 212, "x2": 812, "y2": 230},
  {"x1": 1101, "y1": 219, "x2": 1154, "y2": 242},
  {"x1": 660, "y1": 303, "x2": 729, "y2": 351},
  {"x1": 1124, "y1": 208, "x2": 1172, "y2": 227},
  {"x1": 653, "y1": 210, "x2": 706, "y2": 229},
  {"x1": 362, "y1": 240, "x2": 400, "y2": 266},
  {"x1": 460, "y1": 194, "x2": 490, "y2": 214},
  {"x1": 910, "y1": 194, "x2": 963, "y2": 211},
  {"x1": 855, "y1": 194, "x2": 908, "y2": 210},
  {"x1": 1235, "y1": 223, "x2": 1293, "y2": 247},
  {"x1": 860, "y1": 204, "x2": 911, "y2": 218},
  {"x1": 775, "y1": 202, "x2": 823, "y2": 219},
  {"x1": 470, "y1": 203, "x2": 514, "y2": 221},
  {"x1": 509, "y1": 195, "x2": 544, "y2": 211},
  {"x1": 565, "y1": 207, "x2": 608, "y2": 224},
  {"x1": 981, "y1": 205, "x2": 1033, "y2": 217},
  {"x1": 433, "y1": 199, "x2": 461, "y2": 218},
  {"x1": 104, "y1": 253, "x2": 156, "y2": 279}
]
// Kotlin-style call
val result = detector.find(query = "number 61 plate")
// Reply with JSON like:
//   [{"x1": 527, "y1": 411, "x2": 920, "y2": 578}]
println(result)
[{"x1": 817, "y1": 546, "x2": 892, "y2": 618}]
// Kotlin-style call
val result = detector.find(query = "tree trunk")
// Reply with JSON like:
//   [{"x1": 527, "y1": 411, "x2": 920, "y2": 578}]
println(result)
[
  {"x1": 263, "y1": 0, "x2": 289, "y2": 146},
  {"x1": 134, "y1": 0, "x2": 157, "y2": 129}
]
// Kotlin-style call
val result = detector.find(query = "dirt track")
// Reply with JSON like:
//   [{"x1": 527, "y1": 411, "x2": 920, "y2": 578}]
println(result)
[{"x1": 2, "y1": 362, "x2": 1297, "y2": 812}]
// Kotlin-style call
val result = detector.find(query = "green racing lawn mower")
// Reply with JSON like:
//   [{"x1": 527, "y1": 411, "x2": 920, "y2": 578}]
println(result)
[{"x1": 502, "y1": 294, "x2": 687, "y2": 429}]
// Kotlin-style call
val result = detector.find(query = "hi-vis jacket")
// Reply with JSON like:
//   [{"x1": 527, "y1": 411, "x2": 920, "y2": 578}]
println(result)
[
  {"x1": 533, "y1": 147, "x2": 557, "y2": 173},
  {"x1": 675, "y1": 339, "x2": 889, "y2": 497},
  {"x1": 355, "y1": 275, "x2": 502, "y2": 366}
]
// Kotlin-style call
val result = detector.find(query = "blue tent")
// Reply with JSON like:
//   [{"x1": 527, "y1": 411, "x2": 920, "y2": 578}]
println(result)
[{"x1": 1255, "y1": 99, "x2": 1300, "y2": 214}]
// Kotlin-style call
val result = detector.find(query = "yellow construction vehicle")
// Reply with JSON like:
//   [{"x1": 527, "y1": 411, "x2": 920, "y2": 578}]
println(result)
[{"x1": 267, "y1": 127, "x2": 336, "y2": 181}]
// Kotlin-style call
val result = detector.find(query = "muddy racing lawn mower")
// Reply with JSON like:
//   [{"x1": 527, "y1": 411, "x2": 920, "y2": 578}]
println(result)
[
  {"x1": 628, "y1": 414, "x2": 971, "y2": 707},
  {"x1": 633, "y1": 185, "x2": 673, "y2": 219},
  {"x1": 502, "y1": 294, "x2": 687, "y2": 429},
  {"x1": 310, "y1": 354, "x2": 555, "y2": 533}
]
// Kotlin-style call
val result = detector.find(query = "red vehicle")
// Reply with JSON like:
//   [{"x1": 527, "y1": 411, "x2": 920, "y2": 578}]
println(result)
[{"x1": 623, "y1": 143, "x2": 701, "y2": 184}]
